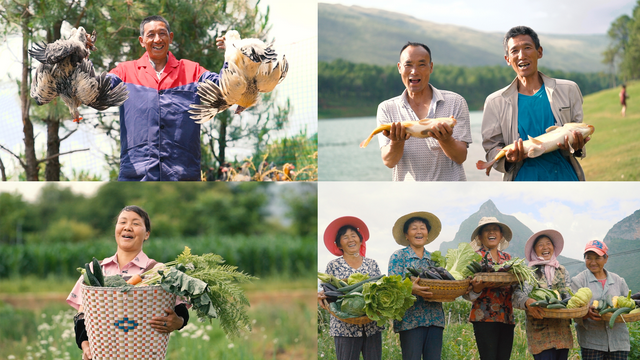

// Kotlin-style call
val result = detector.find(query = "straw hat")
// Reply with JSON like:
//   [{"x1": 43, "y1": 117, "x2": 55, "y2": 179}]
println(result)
[
  {"x1": 392, "y1": 211, "x2": 441, "y2": 246},
  {"x1": 525, "y1": 229, "x2": 564, "y2": 261},
  {"x1": 470, "y1": 217, "x2": 513, "y2": 251},
  {"x1": 323, "y1": 216, "x2": 369, "y2": 256}
]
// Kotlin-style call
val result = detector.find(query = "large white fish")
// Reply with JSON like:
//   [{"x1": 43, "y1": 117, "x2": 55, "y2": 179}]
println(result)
[
  {"x1": 359, "y1": 116, "x2": 457, "y2": 148},
  {"x1": 476, "y1": 122, "x2": 595, "y2": 175}
]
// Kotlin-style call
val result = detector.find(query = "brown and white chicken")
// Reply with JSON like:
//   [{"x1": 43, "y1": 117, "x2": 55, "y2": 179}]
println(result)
[
  {"x1": 29, "y1": 26, "x2": 128, "y2": 122},
  {"x1": 189, "y1": 30, "x2": 288, "y2": 124}
]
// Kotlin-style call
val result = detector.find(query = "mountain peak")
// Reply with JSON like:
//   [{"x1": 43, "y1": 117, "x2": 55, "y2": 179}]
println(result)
[{"x1": 479, "y1": 199, "x2": 499, "y2": 215}]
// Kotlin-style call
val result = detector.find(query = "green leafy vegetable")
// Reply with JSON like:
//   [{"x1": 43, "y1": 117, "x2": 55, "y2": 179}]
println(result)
[
  {"x1": 430, "y1": 251, "x2": 446, "y2": 268},
  {"x1": 347, "y1": 273, "x2": 370, "y2": 285},
  {"x1": 362, "y1": 275, "x2": 415, "y2": 326},
  {"x1": 340, "y1": 293, "x2": 366, "y2": 316},
  {"x1": 445, "y1": 243, "x2": 482, "y2": 280}
]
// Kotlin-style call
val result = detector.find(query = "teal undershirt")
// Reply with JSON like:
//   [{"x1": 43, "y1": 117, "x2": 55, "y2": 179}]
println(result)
[{"x1": 514, "y1": 84, "x2": 578, "y2": 181}]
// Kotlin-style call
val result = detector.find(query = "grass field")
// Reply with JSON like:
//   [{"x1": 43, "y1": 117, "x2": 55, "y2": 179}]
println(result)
[
  {"x1": 0, "y1": 276, "x2": 316, "y2": 360},
  {"x1": 318, "y1": 299, "x2": 640, "y2": 360},
  {"x1": 581, "y1": 81, "x2": 640, "y2": 181}
]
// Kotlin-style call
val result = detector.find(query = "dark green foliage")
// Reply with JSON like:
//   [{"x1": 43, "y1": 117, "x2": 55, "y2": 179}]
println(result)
[
  {"x1": 0, "y1": 234, "x2": 315, "y2": 279},
  {"x1": 0, "y1": 302, "x2": 37, "y2": 341},
  {"x1": 319, "y1": 59, "x2": 610, "y2": 117}
]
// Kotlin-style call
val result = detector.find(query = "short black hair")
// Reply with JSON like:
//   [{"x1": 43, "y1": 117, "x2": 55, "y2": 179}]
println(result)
[
  {"x1": 503, "y1": 26, "x2": 540, "y2": 56},
  {"x1": 140, "y1": 15, "x2": 171, "y2": 37},
  {"x1": 403, "y1": 217, "x2": 431, "y2": 234},
  {"x1": 118, "y1": 205, "x2": 151, "y2": 232},
  {"x1": 479, "y1": 223, "x2": 503, "y2": 235},
  {"x1": 334, "y1": 225, "x2": 363, "y2": 252},
  {"x1": 400, "y1": 42, "x2": 432, "y2": 63}
]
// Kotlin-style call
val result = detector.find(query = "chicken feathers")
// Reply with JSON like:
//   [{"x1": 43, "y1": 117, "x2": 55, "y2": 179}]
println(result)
[
  {"x1": 189, "y1": 30, "x2": 288, "y2": 124},
  {"x1": 29, "y1": 26, "x2": 128, "y2": 122}
]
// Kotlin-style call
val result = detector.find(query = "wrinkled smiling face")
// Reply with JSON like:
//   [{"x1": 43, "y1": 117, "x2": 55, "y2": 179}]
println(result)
[
  {"x1": 115, "y1": 210, "x2": 149, "y2": 253},
  {"x1": 139, "y1": 21, "x2": 173, "y2": 62},
  {"x1": 397, "y1": 45, "x2": 433, "y2": 95},
  {"x1": 505, "y1": 34, "x2": 542, "y2": 79},
  {"x1": 585, "y1": 251, "x2": 607, "y2": 274},
  {"x1": 405, "y1": 220, "x2": 429, "y2": 248},
  {"x1": 479, "y1": 224, "x2": 503, "y2": 250},
  {"x1": 534, "y1": 236, "x2": 555, "y2": 260},
  {"x1": 338, "y1": 228, "x2": 362, "y2": 255}
]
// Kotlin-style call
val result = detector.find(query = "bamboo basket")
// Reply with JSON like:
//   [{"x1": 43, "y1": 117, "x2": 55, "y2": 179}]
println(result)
[
  {"x1": 81, "y1": 284, "x2": 177, "y2": 360},
  {"x1": 473, "y1": 272, "x2": 519, "y2": 287},
  {"x1": 541, "y1": 305, "x2": 589, "y2": 319},
  {"x1": 601, "y1": 311, "x2": 640, "y2": 324},
  {"x1": 328, "y1": 309, "x2": 373, "y2": 325},
  {"x1": 411, "y1": 277, "x2": 470, "y2": 302}
]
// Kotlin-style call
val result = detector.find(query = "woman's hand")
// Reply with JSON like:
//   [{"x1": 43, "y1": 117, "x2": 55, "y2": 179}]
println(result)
[
  {"x1": 318, "y1": 291, "x2": 329, "y2": 310},
  {"x1": 216, "y1": 36, "x2": 226, "y2": 50},
  {"x1": 525, "y1": 298, "x2": 545, "y2": 319},
  {"x1": 81, "y1": 340, "x2": 92, "y2": 360},
  {"x1": 584, "y1": 306, "x2": 602, "y2": 321},
  {"x1": 150, "y1": 308, "x2": 184, "y2": 334},
  {"x1": 411, "y1": 276, "x2": 433, "y2": 300}
]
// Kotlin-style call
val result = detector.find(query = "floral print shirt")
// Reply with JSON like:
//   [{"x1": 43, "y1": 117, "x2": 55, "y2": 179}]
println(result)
[
  {"x1": 325, "y1": 257, "x2": 384, "y2": 337},
  {"x1": 388, "y1": 246, "x2": 444, "y2": 332},
  {"x1": 513, "y1": 265, "x2": 573, "y2": 355},
  {"x1": 466, "y1": 248, "x2": 515, "y2": 324}
]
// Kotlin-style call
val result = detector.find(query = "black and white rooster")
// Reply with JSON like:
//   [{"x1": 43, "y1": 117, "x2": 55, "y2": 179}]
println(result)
[
  {"x1": 189, "y1": 30, "x2": 288, "y2": 124},
  {"x1": 29, "y1": 26, "x2": 128, "y2": 122}
]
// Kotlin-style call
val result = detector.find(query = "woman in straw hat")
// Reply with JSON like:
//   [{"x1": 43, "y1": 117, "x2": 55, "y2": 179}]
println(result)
[
  {"x1": 318, "y1": 216, "x2": 384, "y2": 360},
  {"x1": 571, "y1": 240, "x2": 630, "y2": 359},
  {"x1": 464, "y1": 217, "x2": 516, "y2": 360},
  {"x1": 388, "y1": 211, "x2": 444, "y2": 360},
  {"x1": 513, "y1": 230, "x2": 572, "y2": 360},
  {"x1": 66, "y1": 206, "x2": 189, "y2": 360}
]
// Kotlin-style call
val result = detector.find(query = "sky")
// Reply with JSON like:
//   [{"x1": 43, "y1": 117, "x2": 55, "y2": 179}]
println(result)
[
  {"x1": 322, "y1": 0, "x2": 636, "y2": 35},
  {"x1": 318, "y1": 182, "x2": 640, "y2": 275}
]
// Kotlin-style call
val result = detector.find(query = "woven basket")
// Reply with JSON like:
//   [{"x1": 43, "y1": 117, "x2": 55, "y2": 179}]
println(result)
[
  {"x1": 473, "y1": 272, "x2": 519, "y2": 287},
  {"x1": 328, "y1": 309, "x2": 372, "y2": 325},
  {"x1": 542, "y1": 305, "x2": 589, "y2": 319},
  {"x1": 601, "y1": 311, "x2": 640, "y2": 324},
  {"x1": 81, "y1": 284, "x2": 177, "y2": 360},
  {"x1": 411, "y1": 277, "x2": 470, "y2": 302}
]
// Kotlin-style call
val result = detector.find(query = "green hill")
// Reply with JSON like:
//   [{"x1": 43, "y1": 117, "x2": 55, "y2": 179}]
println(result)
[
  {"x1": 319, "y1": 3, "x2": 609, "y2": 72},
  {"x1": 581, "y1": 81, "x2": 640, "y2": 180}
]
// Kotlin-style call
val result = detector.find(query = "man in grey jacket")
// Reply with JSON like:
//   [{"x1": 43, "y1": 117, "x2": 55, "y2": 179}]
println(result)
[{"x1": 481, "y1": 26, "x2": 590, "y2": 181}]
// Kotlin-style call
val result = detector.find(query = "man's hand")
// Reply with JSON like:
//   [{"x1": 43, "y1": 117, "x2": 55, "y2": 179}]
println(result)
[
  {"x1": 557, "y1": 131, "x2": 589, "y2": 153},
  {"x1": 382, "y1": 122, "x2": 410, "y2": 143},
  {"x1": 216, "y1": 36, "x2": 226, "y2": 50},
  {"x1": 429, "y1": 122, "x2": 454, "y2": 143},
  {"x1": 505, "y1": 138, "x2": 527, "y2": 163}
]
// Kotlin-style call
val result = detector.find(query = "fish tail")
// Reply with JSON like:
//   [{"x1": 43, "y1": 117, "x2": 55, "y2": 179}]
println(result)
[
  {"x1": 359, "y1": 125, "x2": 389, "y2": 148},
  {"x1": 476, "y1": 150, "x2": 505, "y2": 175},
  {"x1": 359, "y1": 135, "x2": 375, "y2": 148}
]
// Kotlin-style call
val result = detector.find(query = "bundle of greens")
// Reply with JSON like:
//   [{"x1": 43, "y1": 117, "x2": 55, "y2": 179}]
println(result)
[
  {"x1": 362, "y1": 275, "x2": 415, "y2": 326},
  {"x1": 138, "y1": 247, "x2": 255, "y2": 337},
  {"x1": 444, "y1": 243, "x2": 482, "y2": 280}
]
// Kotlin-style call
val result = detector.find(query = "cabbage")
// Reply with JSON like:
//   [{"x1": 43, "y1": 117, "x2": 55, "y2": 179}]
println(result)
[
  {"x1": 340, "y1": 293, "x2": 366, "y2": 316},
  {"x1": 347, "y1": 273, "x2": 370, "y2": 285},
  {"x1": 445, "y1": 243, "x2": 482, "y2": 280},
  {"x1": 362, "y1": 275, "x2": 416, "y2": 326},
  {"x1": 430, "y1": 251, "x2": 446, "y2": 268}
]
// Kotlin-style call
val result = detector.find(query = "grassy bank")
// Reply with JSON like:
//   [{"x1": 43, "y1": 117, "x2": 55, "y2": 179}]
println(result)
[{"x1": 581, "y1": 81, "x2": 640, "y2": 180}]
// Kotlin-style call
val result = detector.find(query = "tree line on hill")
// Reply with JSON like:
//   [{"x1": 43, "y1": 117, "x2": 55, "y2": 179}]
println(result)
[
  {"x1": 603, "y1": 0, "x2": 640, "y2": 81},
  {"x1": 319, "y1": 59, "x2": 611, "y2": 118}
]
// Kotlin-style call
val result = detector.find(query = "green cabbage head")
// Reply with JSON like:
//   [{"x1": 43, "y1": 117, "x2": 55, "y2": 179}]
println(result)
[
  {"x1": 340, "y1": 293, "x2": 366, "y2": 316},
  {"x1": 362, "y1": 275, "x2": 416, "y2": 326},
  {"x1": 347, "y1": 273, "x2": 370, "y2": 285}
]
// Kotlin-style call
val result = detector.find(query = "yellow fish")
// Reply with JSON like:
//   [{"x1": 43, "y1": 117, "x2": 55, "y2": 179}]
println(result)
[{"x1": 359, "y1": 116, "x2": 457, "y2": 148}]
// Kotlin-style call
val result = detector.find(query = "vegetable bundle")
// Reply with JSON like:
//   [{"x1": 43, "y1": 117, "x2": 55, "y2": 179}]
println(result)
[
  {"x1": 466, "y1": 256, "x2": 536, "y2": 288},
  {"x1": 595, "y1": 290, "x2": 640, "y2": 328}
]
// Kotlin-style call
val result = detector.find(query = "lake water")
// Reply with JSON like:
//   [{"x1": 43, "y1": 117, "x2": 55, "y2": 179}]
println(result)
[{"x1": 318, "y1": 111, "x2": 503, "y2": 181}]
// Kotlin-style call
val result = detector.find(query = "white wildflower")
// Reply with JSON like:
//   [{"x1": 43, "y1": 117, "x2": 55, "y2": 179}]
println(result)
[
  {"x1": 273, "y1": 338, "x2": 278, "y2": 344},
  {"x1": 227, "y1": 343, "x2": 235, "y2": 349},
  {"x1": 202, "y1": 334, "x2": 210, "y2": 341},
  {"x1": 8, "y1": 355, "x2": 15, "y2": 360}
]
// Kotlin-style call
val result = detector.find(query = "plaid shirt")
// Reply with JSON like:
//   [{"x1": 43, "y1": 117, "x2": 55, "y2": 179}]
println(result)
[
  {"x1": 376, "y1": 85, "x2": 472, "y2": 181},
  {"x1": 466, "y1": 248, "x2": 515, "y2": 324}
]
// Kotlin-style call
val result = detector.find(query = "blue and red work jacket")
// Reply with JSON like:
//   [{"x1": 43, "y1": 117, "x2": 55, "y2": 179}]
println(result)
[{"x1": 109, "y1": 51, "x2": 223, "y2": 181}]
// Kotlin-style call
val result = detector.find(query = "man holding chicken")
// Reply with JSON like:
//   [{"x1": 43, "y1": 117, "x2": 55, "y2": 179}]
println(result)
[{"x1": 480, "y1": 26, "x2": 590, "y2": 181}]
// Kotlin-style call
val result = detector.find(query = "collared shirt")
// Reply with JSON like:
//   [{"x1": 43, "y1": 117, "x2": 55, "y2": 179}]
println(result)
[
  {"x1": 571, "y1": 269, "x2": 630, "y2": 352},
  {"x1": 388, "y1": 246, "x2": 445, "y2": 332},
  {"x1": 109, "y1": 51, "x2": 224, "y2": 181},
  {"x1": 148, "y1": 56, "x2": 168, "y2": 79},
  {"x1": 376, "y1": 84, "x2": 472, "y2": 181},
  {"x1": 325, "y1": 257, "x2": 384, "y2": 337},
  {"x1": 465, "y1": 248, "x2": 514, "y2": 324},
  {"x1": 513, "y1": 265, "x2": 573, "y2": 355},
  {"x1": 66, "y1": 250, "x2": 184, "y2": 310}
]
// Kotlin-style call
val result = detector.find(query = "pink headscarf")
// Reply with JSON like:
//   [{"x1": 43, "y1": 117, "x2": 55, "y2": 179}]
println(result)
[{"x1": 525, "y1": 230, "x2": 564, "y2": 287}]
